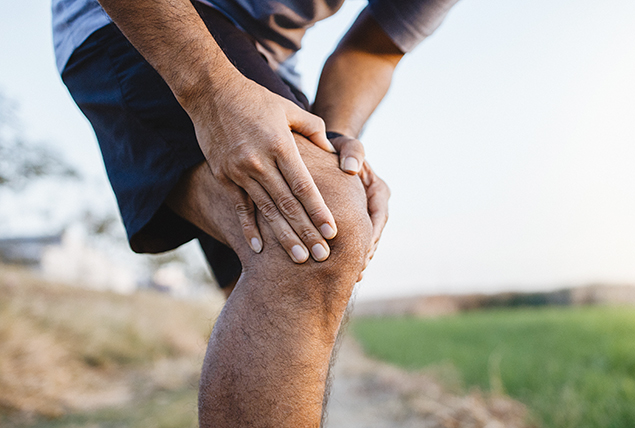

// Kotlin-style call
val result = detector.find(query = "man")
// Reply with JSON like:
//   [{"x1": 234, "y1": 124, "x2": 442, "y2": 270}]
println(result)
[{"x1": 53, "y1": 0, "x2": 459, "y2": 425}]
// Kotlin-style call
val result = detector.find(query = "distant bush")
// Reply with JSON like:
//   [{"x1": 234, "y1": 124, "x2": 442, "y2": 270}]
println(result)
[{"x1": 479, "y1": 289, "x2": 571, "y2": 308}]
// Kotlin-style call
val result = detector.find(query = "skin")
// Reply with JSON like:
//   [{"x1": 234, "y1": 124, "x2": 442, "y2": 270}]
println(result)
[
  {"x1": 167, "y1": 136, "x2": 371, "y2": 426},
  {"x1": 98, "y1": 0, "x2": 338, "y2": 264},
  {"x1": 313, "y1": 7, "x2": 401, "y2": 277},
  {"x1": 95, "y1": 0, "x2": 402, "y2": 424}
]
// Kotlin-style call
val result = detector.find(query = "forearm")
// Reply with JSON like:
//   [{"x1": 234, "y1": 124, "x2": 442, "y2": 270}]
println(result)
[
  {"x1": 312, "y1": 7, "x2": 404, "y2": 138},
  {"x1": 100, "y1": 0, "x2": 340, "y2": 269},
  {"x1": 97, "y1": 0, "x2": 241, "y2": 110}
]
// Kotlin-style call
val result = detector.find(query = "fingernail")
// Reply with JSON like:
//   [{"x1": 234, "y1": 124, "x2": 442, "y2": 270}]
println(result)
[
  {"x1": 327, "y1": 140, "x2": 336, "y2": 153},
  {"x1": 250, "y1": 237, "x2": 262, "y2": 253},
  {"x1": 291, "y1": 245, "x2": 308, "y2": 263},
  {"x1": 311, "y1": 243, "x2": 329, "y2": 261},
  {"x1": 343, "y1": 157, "x2": 359, "y2": 173},
  {"x1": 320, "y1": 223, "x2": 336, "y2": 239}
]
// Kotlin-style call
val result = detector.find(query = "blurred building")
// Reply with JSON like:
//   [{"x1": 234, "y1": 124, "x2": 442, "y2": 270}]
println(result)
[
  {"x1": 0, "y1": 228, "x2": 137, "y2": 294},
  {"x1": 0, "y1": 227, "x2": 219, "y2": 299},
  {"x1": 40, "y1": 227, "x2": 137, "y2": 294},
  {"x1": 0, "y1": 233, "x2": 63, "y2": 266}
]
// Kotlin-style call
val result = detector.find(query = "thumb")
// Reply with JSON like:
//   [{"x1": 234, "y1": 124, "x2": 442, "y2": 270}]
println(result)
[
  {"x1": 285, "y1": 103, "x2": 335, "y2": 153},
  {"x1": 331, "y1": 135, "x2": 365, "y2": 175}
]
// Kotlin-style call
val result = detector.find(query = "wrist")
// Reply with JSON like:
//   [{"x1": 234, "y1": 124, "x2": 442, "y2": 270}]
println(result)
[
  {"x1": 173, "y1": 56, "x2": 243, "y2": 114},
  {"x1": 325, "y1": 127, "x2": 358, "y2": 140},
  {"x1": 326, "y1": 131, "x2": 347, "y2": 141}
]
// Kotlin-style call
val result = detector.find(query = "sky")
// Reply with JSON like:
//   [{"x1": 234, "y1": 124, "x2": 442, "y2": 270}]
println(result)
[{"x1": 1, "y1": 0, "x2": 634, "y2": 300}]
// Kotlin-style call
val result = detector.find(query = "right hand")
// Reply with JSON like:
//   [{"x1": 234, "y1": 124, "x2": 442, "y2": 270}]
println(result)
[
  {"x1": 327, "y1": 135, "x2": 390, "y2": 281},
  {"x1": 186, "y1": 74, "x2": 338, "y2": 263}
]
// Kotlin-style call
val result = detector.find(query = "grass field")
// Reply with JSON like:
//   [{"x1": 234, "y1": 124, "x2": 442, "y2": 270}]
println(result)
[{"x1": 352, "y1": 306, "x2": 635, "y2": 428}]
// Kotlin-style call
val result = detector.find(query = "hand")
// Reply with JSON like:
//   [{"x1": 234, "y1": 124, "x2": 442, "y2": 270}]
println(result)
[
  {"x1": 327, "y1": 133, "x2": 364, "y2": 175},
  {"x1": 328, "y1": 135, "x2": 390, "y2": 281},
  {"x1": 357, "y1": 160, "x2": 390, "y2": 281},
  {"x1": 187, "y1": 74, "x2": 338, "y2": 263}
]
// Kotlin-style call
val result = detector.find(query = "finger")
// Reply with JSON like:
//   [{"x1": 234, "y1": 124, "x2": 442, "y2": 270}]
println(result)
[
  {"x1": 274, "y1": 144, "x2": 338, "y2": 241},
  {"x1": 226, "y1": 182, "x2": 263, "y2": 253},
  {"x1": 369, "y1": 196, "x2": 388, "y2": 245},
  {"x1": 362, "y1": 240, "x2": 378, "y2": 271},
  {"x1": 369, "y1": 240, "x2": 379, "y2": 261},
  {"x1": 242, "y1": 178, "x2": 331, "y2": 263},
  {"x1": 285, "y1": 103, "x2": 335, "y2": 153},
  {"x1": 358, "y1": 163, "x2": 389, "y2": 279},
  {"x1": 358, "y1": 238, "x2": 379, "y2": 283},
  {"x1": 332, "y1": 136, "x2": 365, "y2": 175},
  {"x1": 251, "y1": 164, "x2": 333, "y2": 262},
  {"x1": 242, "y1": 179, "x2": 310, "y2": 263},
  {"x1": 366, "y1": 182, "x2": 390, "y2": 245}
]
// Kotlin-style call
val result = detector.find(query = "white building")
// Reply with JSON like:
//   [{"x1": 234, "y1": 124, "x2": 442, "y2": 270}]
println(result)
[{"x1": 40, "y1": 227, "x2": 137, "y2": 294}]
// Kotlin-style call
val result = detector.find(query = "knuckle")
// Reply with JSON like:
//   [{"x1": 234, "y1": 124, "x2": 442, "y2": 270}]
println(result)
[
  {"x1": 276, "y1": 229, "x2": 296, "y2": 246},
  {"x1": 239, "y1": 218, "x2": 254, "y2": 231},
  {"x1": 269, "y1": 135, "x2": 289, "y2": 154},
  {"x1": 290, "y1": 178, "x2": 315, "y2": 198},
  {"x1": 306, "y1": 205, "x2": 325, "y2": 220},
  {"x1": 298, "y1": 228, "x2": 319, "y2": 244},
  {"x1": 234, "y1": 201, "x2": 254, "y2": 219},
  {"x1": 382, "y1": 182, "x2": 392, "y2": 198},
  {"x1": 350, "y1": 140, "x2": 365, "y2": 155},
  {"x1": 277, "y1": 194, "x2": 304, "y2": 219},
  {"x1": 209, "y1": 163, "x2": 226, "y2": 180},
  {"x1": 210, "y1": 162, "x2": 240, "y2": 186},
  {"x1": 314, "y1": 116, "x2": 326, "y2": 130},
  {"x1": 236, "y1": 151, "x2": 265, "y2": 175},
  {"x1": 341, "y1": 138, "x2": 362, "y2": 152},
  {"x1": 259, "y1": 200, "x2": 281, "y2": 222},
  {"x1": 217, "y1": 173, "x2": 233, "y2": 187}
]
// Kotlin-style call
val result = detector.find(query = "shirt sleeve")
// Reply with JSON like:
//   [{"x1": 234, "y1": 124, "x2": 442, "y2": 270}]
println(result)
[{"x1": 368, "y1": 0, "x2": 461, "y2": 53}]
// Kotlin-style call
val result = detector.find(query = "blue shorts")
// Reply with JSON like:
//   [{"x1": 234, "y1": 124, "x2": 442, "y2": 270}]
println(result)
[{"x1": 61, "y1": 3, "x2": 309, "y2": 288}]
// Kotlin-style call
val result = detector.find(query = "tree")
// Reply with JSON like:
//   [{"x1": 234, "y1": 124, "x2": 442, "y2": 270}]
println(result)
[{"x1": 0, "y1": 92, "x2": 79, "y2": 189}]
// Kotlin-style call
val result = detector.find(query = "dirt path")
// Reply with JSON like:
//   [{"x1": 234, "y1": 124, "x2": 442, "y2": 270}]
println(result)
[
  {"x1": 325, "y1": 336, "x2": 533, "y2": 428},
  {"x1": 0, "y1": 265, "x2": 533, "y2": 427}
]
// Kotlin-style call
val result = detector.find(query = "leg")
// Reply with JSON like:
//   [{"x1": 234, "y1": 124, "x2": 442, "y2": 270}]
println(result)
[
  {"x1": 167, "y1": 135, "x2": 372, "y2": 426},
  {"x1": 197, "y1": 235, "x2": 241, "y2": 297},
  {"x1": 62, "y1": 5, "x2": 368, "y2": 424}
]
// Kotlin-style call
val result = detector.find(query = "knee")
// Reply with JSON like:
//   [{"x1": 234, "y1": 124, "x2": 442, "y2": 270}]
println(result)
[
  {"x1": 312, "y1": 176, "x2": 372, "y2": 314},
  {"x1": 291, "y1": 135, "x2": 372, "y2": 287},
  {"x1": 240, "y1": 138, "x2": 371, "y2": 312},
  {"x1": 301, "y1": 132, "x2": 373, "y2": 258},
  {"x1": 311, "y1": 156, "x2": 372, "y2": 288}
]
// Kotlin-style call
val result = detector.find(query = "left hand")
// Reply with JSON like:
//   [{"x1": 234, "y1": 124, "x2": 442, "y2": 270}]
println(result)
[{"x1": 329, "y1": 135, "x2": 390, "y2": 281}]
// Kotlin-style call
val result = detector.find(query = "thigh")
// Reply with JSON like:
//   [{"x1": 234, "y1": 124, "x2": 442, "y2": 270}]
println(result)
[
  {"x1": 166, "y1": 134, "x2": 369, "y2": 270},
  {"x1": 62, "y1": 23, "x2": 204, "y2": 253},
  {"x1": 62, "y1": 4, "x2": 312, "y2": 287}
]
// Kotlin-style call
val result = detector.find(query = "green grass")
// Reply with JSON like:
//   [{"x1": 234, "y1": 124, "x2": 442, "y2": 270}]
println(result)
[{"x1": 352, "y1": 306, "x2": 635, "y2": 428}]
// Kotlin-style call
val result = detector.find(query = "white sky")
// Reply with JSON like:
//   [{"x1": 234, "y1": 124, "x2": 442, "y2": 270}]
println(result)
[{"x1": 1, "y1": 0, "x2": 634, "y2": 300}]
